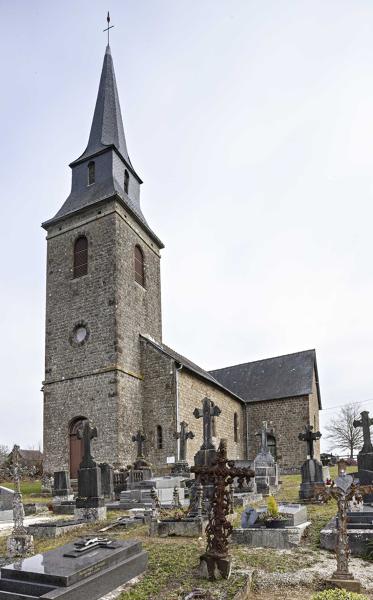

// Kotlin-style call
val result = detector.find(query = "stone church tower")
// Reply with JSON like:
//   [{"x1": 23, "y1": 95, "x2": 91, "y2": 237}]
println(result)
[{"x1": 42, "y1": 45, "x2": 164, "y2": 476}]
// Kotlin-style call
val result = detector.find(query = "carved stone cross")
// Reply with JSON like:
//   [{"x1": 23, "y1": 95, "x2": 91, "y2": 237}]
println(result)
[
  {"x1": 256, "y1": 421, "x2": 273, "y2": 454},
  {"x1": 174, "y1": 421, "x2": 195, "y2": 462},
  {"x1": 132, "y1": 431, "x2": 146, "y2": 458},
  {"x1": 353, "y1": 410, "x2": 373, "y2": 454},
  {"x1": 193, "y1": 397, "x2": 221, "y2": 450},
  {"x1": 77, "y1": 421, "x2": 98, "y2": 468},
  {"x1": 191, "y1": 439, "x2": 255, "y2": 580},
  {"x1": 298, "y1": 424, "x2": 321, "y2": 459}
]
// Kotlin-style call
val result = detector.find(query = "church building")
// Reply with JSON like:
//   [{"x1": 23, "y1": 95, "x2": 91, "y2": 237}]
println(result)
[{"x1": 42, "y1": 43, "x2": 321, "y2": 477}]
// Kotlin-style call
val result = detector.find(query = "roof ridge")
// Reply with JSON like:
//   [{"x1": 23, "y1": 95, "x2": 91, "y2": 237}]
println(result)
[{"x1": 209, "y1": 348, "x2": 316, "y2": 374}]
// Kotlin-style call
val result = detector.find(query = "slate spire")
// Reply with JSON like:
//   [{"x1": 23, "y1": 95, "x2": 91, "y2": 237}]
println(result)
[{"x1": 72, "y1": 44, "x2": 132, "y2": 167}]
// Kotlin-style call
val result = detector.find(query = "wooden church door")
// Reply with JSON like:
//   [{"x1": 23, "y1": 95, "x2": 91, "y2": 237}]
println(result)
[{"x1": 69, "y1": 418, "x2": 87, "y2": 478}]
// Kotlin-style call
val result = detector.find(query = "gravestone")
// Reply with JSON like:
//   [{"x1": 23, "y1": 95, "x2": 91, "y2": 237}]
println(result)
[
  {"x1": 189, "y1": 397, "x2": 221, "y2": 516},
  {"x1": 353, "y1": 410, "x2": 373, "y2": 501},
  {"x1": 5, "y1": 445, "x2": 34, "y2": 558},
  {"x1": 0, "y1": 537, "x2": 148, "y2": 599},
  {"x1": 53, "y1": 470, "x2": 73, "y2": 500},
  {"x1": 100, "y1": 463, "x2": 114, "y2": 500},
  {"x1": 172, "y1": 421, "x2": 194, "y2": 477},
  {"x1": 298, "y1": 424, "x2": 324, "y2": 500},
  {"x1": 0, "y1": 486, "x2": 14, "y2": 510},
  {"x1": 74, "y1": 421, "x2": 106, "y2": 521},
  {"x1": 254, "y1": 422, "x2": 279, "y2": 495}
]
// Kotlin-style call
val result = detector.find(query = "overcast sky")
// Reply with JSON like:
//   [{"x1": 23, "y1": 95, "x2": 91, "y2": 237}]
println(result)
[{"x1": 1, "y1": 0, "x2": 373, "y2": 452}]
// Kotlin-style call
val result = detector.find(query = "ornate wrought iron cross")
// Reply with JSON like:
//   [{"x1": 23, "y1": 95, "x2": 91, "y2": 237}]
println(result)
[
  {"x1": 298, "y1": 424, "x2": 321, "y2": 459},
  {"x1": 77, "y1": 421, "x2": 98, "y2": 468},
  {"x1": 191, "y1": 439, "x2": 255, "y2": 580},
  {"x1": 353, "y1": 410, "x2": 373, "y2": 454},
  {"x1": 103, "y1": 12, "x2": 114, "y2": 45},
  {"x1": 193, "y1": 397, "x2": 221, "y2": 450},
  {"x1": 174, "y1": 421, "x2": 195, "y2": 462},
  {"x1": 132, "y1": 431, "x2": 146, "y2": 458},
  {"x1": 315, "y1": 471, "x2": 373, "y2": 583}
]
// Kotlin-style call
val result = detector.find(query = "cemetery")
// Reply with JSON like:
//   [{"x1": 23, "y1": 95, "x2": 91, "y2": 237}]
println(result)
[
  {"x1": 1, "y1": 407, "x2": 373, "y2": 599},
  {"x1": 3, "y1": 5, "x2": 373, "y2": 600}
]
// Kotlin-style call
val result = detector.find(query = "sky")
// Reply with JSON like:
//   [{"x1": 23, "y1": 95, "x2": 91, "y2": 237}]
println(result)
[{"x1": 1, "y1": 0, "x2": 373, "y2": 453}]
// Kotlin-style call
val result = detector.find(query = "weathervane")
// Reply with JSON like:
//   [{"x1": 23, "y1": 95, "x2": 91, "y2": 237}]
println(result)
[{"x1": 103, "y1": 12, "x2": 114, "y2": 45}]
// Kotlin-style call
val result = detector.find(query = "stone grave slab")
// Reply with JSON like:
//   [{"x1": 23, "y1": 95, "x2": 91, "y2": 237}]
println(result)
[
  {"x1": 27, "y1": 520, "x2": 87, "y2": 539},
  {"x1": 0, "y1": 486, "x2": 14, "y2": 511},
  {"x1": 232, "y1": 522, "x2": 310, "y2": 549},
  {"x1": 320, "y1": 514, "x2": 373, "y2": 556},
  {"x1": 0, "y1": 537, "x2": 147, "y2": 599}
]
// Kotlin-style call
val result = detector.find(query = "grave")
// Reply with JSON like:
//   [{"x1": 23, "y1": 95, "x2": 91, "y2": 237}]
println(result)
[
  {"x1": 320, "y1": 511, "x2": 373, "y2": 556},
  {"x1": 298, "y1": 424, "x2": 324, "y2": 500},
  {"x1": 353, "y1": 410, "x2": 373, "y2": 502},
  {"x1": 27, "y1": 519, "x2": 87, "y2": 539},
  {"x1": 188, "y1": 397, "x2": 221, "y2": 517},
  {"x1": 5, "y1": 445, "x2": 34, "y2": 558},
  {"x1": 232, "y1": 502, "x2": 310, "y2": 549},
  {"x1": 0, "y1": 487, "x2": 14, "y2": 521},
  {"x1": 231, "y1": 461, "x2": 263, "y2": 506},
  {"x1": 52, "y1": 471, "x2": 74, "y2": 515},
  {"x1": 171, "y1": 421, "x2": 195, "y2": 477},
  {"x1": 74, "y1": 421, "x2": 106, "y2": 521},
  {"x1": 253, "y1": 422, "x2": 279, "y2": 496},
  {"x1": 0, "y1": 536, "x2": 147, "y2": 599},
  {"x1": 120, "y1": 475, "x2": 185, "y2": 509},
  {"x1": 99, "y1": 463, "x2": 114, "y2": 500}
]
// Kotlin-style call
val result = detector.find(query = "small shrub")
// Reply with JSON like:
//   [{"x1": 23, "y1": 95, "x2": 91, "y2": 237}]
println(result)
[
  {"x1": 267, "y1": 495, "x2": 279, "y2": 518},
  {"x1": 312, "y1": 590, "x2": 369, "y2": 600}
]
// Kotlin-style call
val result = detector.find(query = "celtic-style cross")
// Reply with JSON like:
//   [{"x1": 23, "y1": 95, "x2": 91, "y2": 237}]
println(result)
[
  {"x1": 298, "y1": 424, "x2": 321, "y2": 459},
  {"x1": 174, "y1": 421, "x2": 195, "y2": 462},
  {"x1": 132, "y1": 431, "x2": 146, "y2": 458},
  {"x1": 193, "y1": 397, "x2": 221, "y2": 450},
  {"x1": 353, "y1": 410, "x2": 373, "y2": 454},
  {"x1": 77, "y1": 421, "x2": 98, "y2": 468},
  {"x1": 191, "y1": 439, "x2": 255, "y2": 580},
  {"x1": 315, "y1": 468, "x2": 373, "y2": 584}
]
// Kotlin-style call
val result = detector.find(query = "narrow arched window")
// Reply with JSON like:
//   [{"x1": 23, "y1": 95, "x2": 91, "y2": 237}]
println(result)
[
  {"x1": 73, "y1": 236, "x2": 88, "y2": 278},
  {"x1": 88, "y1": 161, "x2": 95, "y2": 185},
  {"x1": 134, "y1": 245, "x2": 145, "y2": 287},
  {"x1": 156, "y1": 425, "x2": 163, "y2": 450},
  {"x1": 234, "y1": 412, "x2": 238, "y2": 443},
  {"x1": 124, "y1": 169, "x2": 129, "y2": 194}
]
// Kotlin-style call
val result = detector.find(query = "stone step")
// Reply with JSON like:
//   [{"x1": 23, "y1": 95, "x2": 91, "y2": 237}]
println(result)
[
  {"x1": 0, "y1": 577, "x2": 55, "y2": 598},
  {"x1": 0, "y1": 591, "x2": 38, "y2": 600}
]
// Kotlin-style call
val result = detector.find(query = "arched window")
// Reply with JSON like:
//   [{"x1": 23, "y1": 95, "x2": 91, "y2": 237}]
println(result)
[
  {"x1": 88, "y1": 161, "x2": 95, "y2": 185},
  {"x1": 234, "y1": 412, "x2": 238, "y2": 443},
  {"x1": 124, "y1": 169, "x2": 129, "y2": 194},
  {"x1": 134, "y1": 245, "x2": 145, "y2": 287},
  {"x1": 73, "y1": 236, "x2": 88, "y2": 278},
  {"x1": 156, "y1": 425, "x2": 163, "y2": 450}
]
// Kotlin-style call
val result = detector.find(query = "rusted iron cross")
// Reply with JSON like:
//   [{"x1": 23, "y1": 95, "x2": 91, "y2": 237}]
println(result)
[
  {"x1": 174, "y1": 421, "x2": 195, "y2": 462},
  {"x1": 315, "y1": 470, "x2": 373, "y2": 583},
  {"x1": 191, "y1": 438, "x2": 255, "y2": 581},
  {"x1": 353, "y1": 410, "x2": 373, "y2": 453},
  {"x1": 132, "y1": 431, "x2": 146, "y2": 458},
  {"x1": 298, "y1": 424, "x2": 321, "y2": 459},
  {"x1": 77, "y1": 421, "x2": 98, "y2": 468},
  {"x1": 193, "y1": 397, "x2": 221, "y2": 450}
]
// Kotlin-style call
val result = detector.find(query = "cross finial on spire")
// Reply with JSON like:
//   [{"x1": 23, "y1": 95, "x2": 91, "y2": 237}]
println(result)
[{"x1": 103, "y1": 11, "x2": 114, "y2": 46}]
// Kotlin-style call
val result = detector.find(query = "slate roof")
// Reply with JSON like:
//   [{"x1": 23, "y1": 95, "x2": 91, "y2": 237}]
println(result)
[
  {"x1": 209, "y1": 350, "x2": 321, "y2": 408},
  {"x1": 140, "y1": 336, "x2": 245, "y2": 403},
  {"x1": 71, "y1": 45, "x2": 134, "y2": 170}
]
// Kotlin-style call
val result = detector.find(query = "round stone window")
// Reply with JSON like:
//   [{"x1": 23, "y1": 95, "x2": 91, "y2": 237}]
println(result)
[{"x1": 70, "y1": 322, "x2": 90, "y2": 347}]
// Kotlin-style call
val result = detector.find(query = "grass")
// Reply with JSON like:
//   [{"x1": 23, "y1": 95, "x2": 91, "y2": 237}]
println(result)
[
  {"x1": 0, "y1": 469, "x2": 359, "y2": 599},
  {"x1": 0, "y1": 480, "x2": 50, "y2": 505}
]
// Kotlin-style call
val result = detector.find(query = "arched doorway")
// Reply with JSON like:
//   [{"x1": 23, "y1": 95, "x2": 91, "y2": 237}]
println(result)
[
  {"x1": 69, "y1": 417, "x2": 87, "y2": 478},
  {"x1": 267, "y1": 434, "x2": 277, "y2": 462}
]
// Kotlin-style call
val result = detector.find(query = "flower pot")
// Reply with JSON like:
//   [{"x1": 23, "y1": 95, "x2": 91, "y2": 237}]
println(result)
[{"x1": 265, "y1": 518, "x2": 286, "y2": 529}]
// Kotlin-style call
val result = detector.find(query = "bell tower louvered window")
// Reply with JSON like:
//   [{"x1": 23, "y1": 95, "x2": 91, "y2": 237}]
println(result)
[{"x1": 134, "y1": 245, "x2": 145, "y2": 287}]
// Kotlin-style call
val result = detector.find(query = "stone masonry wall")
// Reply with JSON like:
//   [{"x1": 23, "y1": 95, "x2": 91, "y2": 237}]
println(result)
[
  {"x1": 141, "y1": 342, "x2": 177, "y2": 468},
  {"x1": 246, "y1": 396, "x2": 311, "y2": 470},
  {"x1": 308, "y1": 370, "x2": 321, "y2": 460},
  {"x1": 178, "y1": 370, "x2": 246, "y2": 463},
  {"x1": 43, "y1": 198, "x2": 162, "y2": 473}
]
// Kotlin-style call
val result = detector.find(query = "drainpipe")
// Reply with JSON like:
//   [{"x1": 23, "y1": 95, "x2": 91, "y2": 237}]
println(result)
[
  {"x1": 175, "y1": 362, "x2": 183, "y2": 461},
  {"x1": 245, "y1": 403, "x2": 250, "y2": 460}
]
